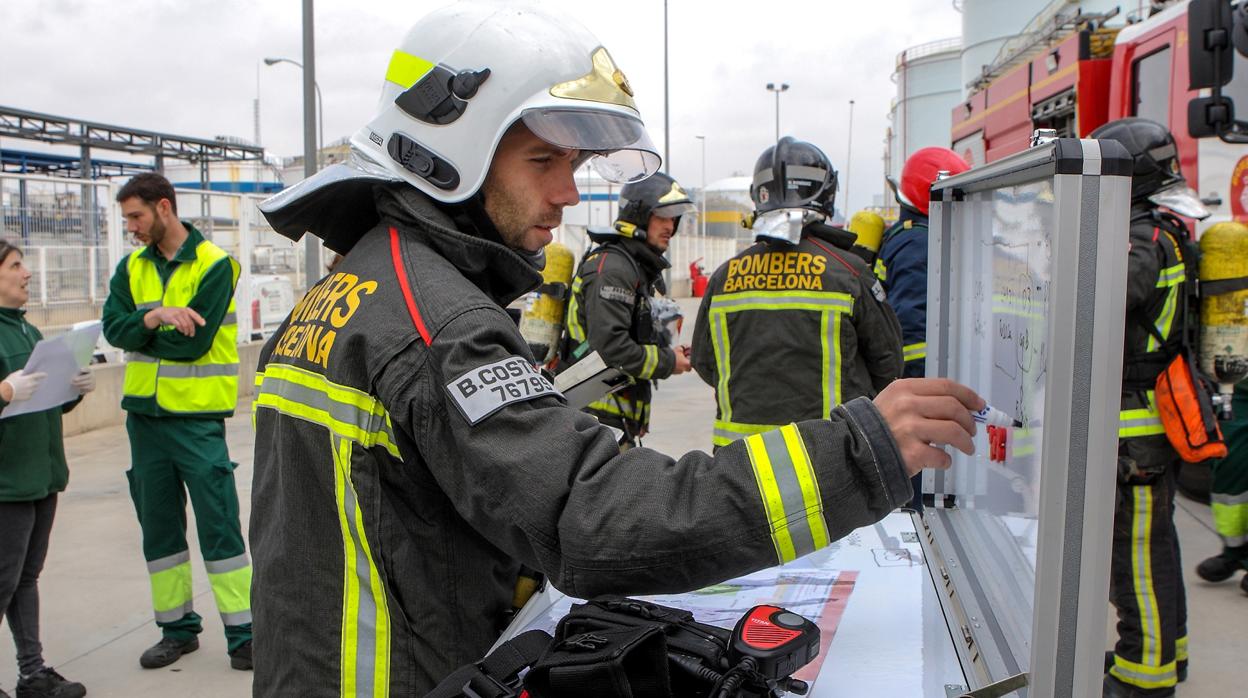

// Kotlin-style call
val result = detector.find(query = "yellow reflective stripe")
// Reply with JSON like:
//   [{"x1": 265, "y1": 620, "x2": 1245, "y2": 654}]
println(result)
[
  {"x1": 821, "y1": 310, "x2": 842, "y2": 412},
  {"x1": 1156, "y1": 263, "x2": 1185, "y2": 288},
  {"x1": 255, "y1": 363, "x2": 400, "y2": 457},
  {"x1": 1148, "y1": 286, "x2": 1179, "y2": 352},
  {"x1": 743, "y1": 424, "x2": 827, "y2": 564},
  {"x1": 712, "y1": 419, "x2": 779, "y2": 447},
  {"x1": 207, "y1": 564, "x2": 253, "y2": 617},
  {"x1": 567, "y1": 277, "x2": 586, "y2": 343},
  {"x1": 780, "y1": 425, "x2": 829, "y2": 549},
  {"x1": 149, "y1": 560, "x2": 193, "y2": 620},
  {"x1": 639, "y1": 345, "x2": 658, "y2": 380},
  {"x1": 903, "y1": 342, "x2": 927, "y2": 362},
  {"x1": 1211, "y1": 495, "x2": 1248, "y2": 546},
  {"x1": 1131, "y1": 486, "x2": 1164, "y2": 674},
  {"x1": 1110, "y1": 653, "x2": 1177, "y2": 689},
  {"x1": 709, "y1": 289, "x2": 854, "y2": 314},
  {"x1": 710, "y1": 309, "x2": 733, "y2": 422},
  {"x1": 384, "y1": 49, "x2": 433, "y2": 89},
  {"x1": 588, "y1": 394, "x2": 647, "y2": 421},
  {"x1": 874, "y1": 258, "x2": 887, "y2": 281},
  {"x1": 333, "y1": 436, "x2": 391, "y2": 697},
  {"x1": 1176, "y1": 635, "x2": 1189, "y2": 663},
  {"x1": 1119, "y1": 397, "x2": 1165, "y2": 438}
]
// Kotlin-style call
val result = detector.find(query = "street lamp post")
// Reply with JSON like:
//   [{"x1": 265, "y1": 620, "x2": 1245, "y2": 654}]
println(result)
[
  {"x1": 264, "y1": 56, "x2": 324, "y2": 170},
  {"x1": 695, "y1": 135, "x2": 706, "y2": 238},
  {"x1": 765, "y1": 82, "x2": 789, "y2": 143},
  {"x1": 845, "y1": 99, "x2": 855, "y2": 218}
]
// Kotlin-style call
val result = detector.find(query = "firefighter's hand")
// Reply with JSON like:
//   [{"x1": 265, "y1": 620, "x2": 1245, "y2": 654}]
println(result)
[
  {"x1": 144, "y1": 306, "x2": 206, "y2": 336},
  {"x1": 873, "y1": 378, "x2": 984, "y2": 477},
  {"x1": 671, "y1": 346, "x2": 692, "y2": 375}
]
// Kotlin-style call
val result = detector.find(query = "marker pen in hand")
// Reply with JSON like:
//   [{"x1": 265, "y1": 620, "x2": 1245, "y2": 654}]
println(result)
[{"x1": 972, "y1": 404, "x2": 1023, "y2": 428}]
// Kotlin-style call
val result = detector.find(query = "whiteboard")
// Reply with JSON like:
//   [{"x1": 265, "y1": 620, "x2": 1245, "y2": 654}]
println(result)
[{"x1": 923, "y1": 138, "x2": 1133, "y2": 698}]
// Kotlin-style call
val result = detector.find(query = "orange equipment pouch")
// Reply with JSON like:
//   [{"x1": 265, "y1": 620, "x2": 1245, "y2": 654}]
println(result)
[{"x1": 1154, "y1": 351, "x2": 1227, "y2": 462}]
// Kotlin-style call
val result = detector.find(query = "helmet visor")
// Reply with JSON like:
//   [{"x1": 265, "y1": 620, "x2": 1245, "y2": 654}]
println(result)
[
  {"x1": 652, "y1": 201, "x2": 697, "y2": 219},
  {"x1": 1148, "y1": 183, "x2": 1211, "y2": 220},
  {"x1": 521, "y1": 107, "x2": 661, "y2": 183}
]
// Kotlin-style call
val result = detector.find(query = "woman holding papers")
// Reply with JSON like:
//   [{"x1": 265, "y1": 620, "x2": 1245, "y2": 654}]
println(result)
[{"x1": 0, "y1": 239, "x2": 93, "y2": 698}]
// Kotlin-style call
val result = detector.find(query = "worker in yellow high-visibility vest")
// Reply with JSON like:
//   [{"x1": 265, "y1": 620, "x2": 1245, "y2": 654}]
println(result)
[{"x1": 101, "y1": 173, "x2": 252, "y2": 672}]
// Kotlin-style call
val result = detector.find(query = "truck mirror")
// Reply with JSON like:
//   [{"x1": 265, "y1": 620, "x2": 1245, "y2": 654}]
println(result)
[
  {"x1": 1235, "y1": 3, "x2": 1248, "y2": 57},
  {"x1": 1188, "y1": 95, "x2": 1236, "y2": 137},
  {"x1": 1188, "y1": 0, "x2": 1234, "y2": 89}
]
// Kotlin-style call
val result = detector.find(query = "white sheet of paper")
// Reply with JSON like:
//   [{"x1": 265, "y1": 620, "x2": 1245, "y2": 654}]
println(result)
[{"x1": 0, "y1": 323, "x2": 99, "y2": 419}]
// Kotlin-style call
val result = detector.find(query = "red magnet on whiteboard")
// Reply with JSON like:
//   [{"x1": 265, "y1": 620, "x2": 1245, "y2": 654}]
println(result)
[{"x1": 987, "y1": 426, "x2": 1008, "y2": 463}]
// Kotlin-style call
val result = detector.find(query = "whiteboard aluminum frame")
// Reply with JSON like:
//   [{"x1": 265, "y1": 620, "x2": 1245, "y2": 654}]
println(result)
[{"x1": 921, "y1": 138, "x2": 1132, "y2": 698}]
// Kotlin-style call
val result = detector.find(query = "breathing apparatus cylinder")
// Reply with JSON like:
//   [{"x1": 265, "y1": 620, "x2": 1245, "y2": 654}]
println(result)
[
  {"x1": 1199, "y1": 221, "x2": 1248, "y2": 419},
  {"x1": 847, "y1": 210, "x2": 886, "y2": 265},
  {"x1": 519, "y1": 240, "x2": 575, "y2": 365}
]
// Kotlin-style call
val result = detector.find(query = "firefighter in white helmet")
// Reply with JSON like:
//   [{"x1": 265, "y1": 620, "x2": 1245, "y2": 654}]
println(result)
[{"x1": 250, "y1": 2, "x2": 985, "y2": 694}]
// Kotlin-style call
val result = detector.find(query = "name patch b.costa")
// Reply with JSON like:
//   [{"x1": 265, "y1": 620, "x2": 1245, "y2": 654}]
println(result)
[{"x1": 446, "y1": 356, "x2": 562, "y2": 425}]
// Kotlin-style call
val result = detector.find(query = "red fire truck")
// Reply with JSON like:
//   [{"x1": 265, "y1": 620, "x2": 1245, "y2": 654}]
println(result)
[{"x1": 951, "y1": 0, "x2": 1248, "y2": 228}]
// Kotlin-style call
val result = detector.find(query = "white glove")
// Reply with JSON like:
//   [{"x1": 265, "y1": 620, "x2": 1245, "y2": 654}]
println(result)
[
  {"x1": 2, "y1": 370, "x2": 47, "y2": 402},
  {"x1": 71, "y1": 370, "x2": 96, "y2": 395}
]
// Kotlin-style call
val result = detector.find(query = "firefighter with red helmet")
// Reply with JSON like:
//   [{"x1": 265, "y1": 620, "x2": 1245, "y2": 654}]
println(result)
[
  {"x1": 874, "y1": 147, "x2": 970, "y2": 379},
  {"x1": 875, "y1": 147, "x2": 970, "y2": 509},
  {"x1": 1093, "y1": 117, "x2": 1211, "y2": 698},
  {"x1": 691, "y1": 137, "x2": 903, "y2": 449}
]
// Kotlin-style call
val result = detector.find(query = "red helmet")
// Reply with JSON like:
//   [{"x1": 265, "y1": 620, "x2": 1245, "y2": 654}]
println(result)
[{"x1": 900, "y1": 147, "x2": 970, "y2": 215}]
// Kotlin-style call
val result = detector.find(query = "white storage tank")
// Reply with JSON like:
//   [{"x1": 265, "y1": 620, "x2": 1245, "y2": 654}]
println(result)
[{"x1": 889, "y1": 38, "x2": 963, "y2": 185}]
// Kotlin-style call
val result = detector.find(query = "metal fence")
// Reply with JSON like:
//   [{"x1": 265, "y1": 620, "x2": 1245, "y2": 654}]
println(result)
[
  {"x1": 1, "y1": 171, "x2": 742, "y2": 339},
  {"x1": 0, "y1": 172, "x2": 321, "y2": 338}
]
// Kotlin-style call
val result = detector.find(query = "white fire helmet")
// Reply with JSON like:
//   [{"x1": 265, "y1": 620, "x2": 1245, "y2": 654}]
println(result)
[{"x1": 261, "y1": 1, "x2": 662, "y2": 251}]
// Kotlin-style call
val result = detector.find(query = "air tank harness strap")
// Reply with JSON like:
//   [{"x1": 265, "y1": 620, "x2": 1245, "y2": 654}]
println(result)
[
  {"x1": 536, "y1": 282, "x2": 569, "y2": 301},
  {"x1": 423, "y1": 629, "x2": 552, "y2": 698},
  {"x1": 1201, "y1": 276, "x2": 1248, "y2": 296}
]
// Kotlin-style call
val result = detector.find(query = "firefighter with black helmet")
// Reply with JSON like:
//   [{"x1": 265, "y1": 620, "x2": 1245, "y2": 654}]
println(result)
[
  {"x1": 247, "y1": 3, "x2": 986, "y2": 694},
  {"x1": 690, "y1": 137, "x2": 903, "y2": 449},
  {"x1": 1092, "y1": 116, "x2": 1210, "y2": 698},
  {"x1": 560, "y1": 171, "x2": 695, "y2": 447}
]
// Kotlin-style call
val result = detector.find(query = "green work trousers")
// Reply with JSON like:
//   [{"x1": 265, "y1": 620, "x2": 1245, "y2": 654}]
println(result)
[
  {"x1": 1211, "y1": 381, "x2": 1248, "y2": 559},
  {"x1": 125, "y1": 413, "x2": 251, "y2": 652}
]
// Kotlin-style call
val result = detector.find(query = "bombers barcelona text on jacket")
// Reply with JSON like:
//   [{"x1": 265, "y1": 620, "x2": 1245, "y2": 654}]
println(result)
[{"x1": 249, "y1": 184, "x2": 916, "y2": 695}]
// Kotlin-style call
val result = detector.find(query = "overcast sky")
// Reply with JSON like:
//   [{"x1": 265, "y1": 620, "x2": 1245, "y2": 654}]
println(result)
[{"x1": 0, "y1": 0, "x2": 962, "y2": 213}]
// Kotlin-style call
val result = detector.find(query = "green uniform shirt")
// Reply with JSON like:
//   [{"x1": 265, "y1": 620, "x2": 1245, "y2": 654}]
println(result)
[
  {"x1": 101, "y1": 223, "x2": 236, "y2": 417},
  {"x1": 0, "y1": 307, "x2": 80, "y2": 501}
]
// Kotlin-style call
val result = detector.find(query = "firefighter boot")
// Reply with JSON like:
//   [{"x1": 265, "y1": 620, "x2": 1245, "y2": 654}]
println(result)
[
  {"x1": 229, "y1": 640, "x2": 253, "y2": 671},
  {"x1": 14, "y1": 668, "x2": 86, "y2": 698},
  {"x1": 1196, "y1": 545, "x2": 1248, "y2": 582},
  {"x1": 139, "y1": 636, "x2": 199, "y2": 669}
]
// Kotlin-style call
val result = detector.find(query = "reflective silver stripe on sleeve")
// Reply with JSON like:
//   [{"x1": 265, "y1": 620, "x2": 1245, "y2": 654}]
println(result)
[
  {"x1": 127, "y1": 352, "x2": 159, "y2": 363},
  {"x1": 137, "y1": 301, "x2": 163, "y2": 310},
  {"x1": 757, "y1": 428, "x2": 819, "y2": 560}
]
